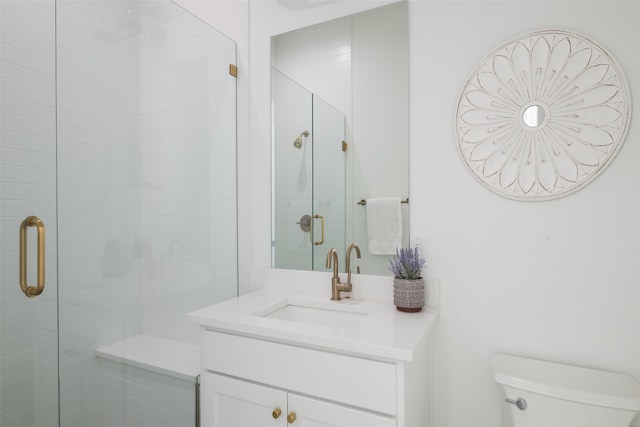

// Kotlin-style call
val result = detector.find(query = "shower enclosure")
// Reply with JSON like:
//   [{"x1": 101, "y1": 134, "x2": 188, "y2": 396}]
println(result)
[
  {"x1": 0, "y1": 1, "x2": 237, "y2": 425},
  {"x1": 271, "y1": 68, "x2": 346, "y2": 271}
]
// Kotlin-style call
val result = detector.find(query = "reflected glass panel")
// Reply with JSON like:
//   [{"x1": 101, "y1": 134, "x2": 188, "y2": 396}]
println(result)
[
  {"x1": 272, "y1": 69, "x2": 314, "y2": 270},
  {"x1": 272, "y1": 69, "x2": 346, "y2": 270},
  {"x1": 311, "y1": 94, "x2": 346, "y2": 270}
]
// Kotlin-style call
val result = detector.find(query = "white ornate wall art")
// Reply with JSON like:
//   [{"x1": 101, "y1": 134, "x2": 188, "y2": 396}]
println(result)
[{"x1": 455, "y1": 29, "x2": 631, "y2": 201}]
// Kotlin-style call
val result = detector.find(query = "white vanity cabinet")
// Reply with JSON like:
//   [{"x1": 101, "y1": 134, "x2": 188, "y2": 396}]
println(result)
[
  {"x1": 202, "y1": 372, "x2": 394, "y2": 426},
  {"x1": 199, "y1": 330, "x2": 432, "y2": 427},
  {"x1": 188, "y1": 271, "x2": 439, "y2": 427}
]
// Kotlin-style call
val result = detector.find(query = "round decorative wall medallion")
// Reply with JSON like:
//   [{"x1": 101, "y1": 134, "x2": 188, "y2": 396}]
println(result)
[{"x1": 455, "y1": 29, "x2": 631, "y2": 201}]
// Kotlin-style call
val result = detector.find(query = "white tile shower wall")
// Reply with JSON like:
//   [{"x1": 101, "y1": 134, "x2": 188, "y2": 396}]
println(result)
[
  {"x1": 57, "y1": 2, "x2": 142, "y2": 424},
  {"x1": 0, "y1": 1, "x2": 59, "y2": 425}
]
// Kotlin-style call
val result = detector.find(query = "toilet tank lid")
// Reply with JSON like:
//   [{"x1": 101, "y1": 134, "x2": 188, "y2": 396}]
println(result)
[{"x1": 491, "y1": 353, "x2": 640, "y2": 411}]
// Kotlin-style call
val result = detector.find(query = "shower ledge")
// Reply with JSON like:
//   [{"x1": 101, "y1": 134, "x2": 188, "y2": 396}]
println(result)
[{"x1": 96, "y1": 334, "x2": 200, "y2": 383}]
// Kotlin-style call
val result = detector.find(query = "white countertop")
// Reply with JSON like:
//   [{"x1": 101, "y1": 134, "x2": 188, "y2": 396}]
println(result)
[{"x1": 187, "y1": 269, "x2": 439, "y2": 362}]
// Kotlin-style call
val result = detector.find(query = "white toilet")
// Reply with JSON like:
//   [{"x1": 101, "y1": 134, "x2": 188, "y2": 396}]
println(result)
[{"x1": 491, "y1": 353, "x2": 640, "y2": 427}]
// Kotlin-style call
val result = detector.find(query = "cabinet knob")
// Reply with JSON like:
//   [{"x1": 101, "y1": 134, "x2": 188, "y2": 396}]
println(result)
[
  {"x1": 287, "y1": 412, "x2": 297, "y2": 423},
  {"x1": 272, "y1": 408, "x2": 282, "y2": 419}
]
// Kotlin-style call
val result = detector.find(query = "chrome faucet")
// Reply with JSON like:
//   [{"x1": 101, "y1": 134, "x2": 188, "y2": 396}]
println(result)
[
  {"x1": 345, "y1": 243, "x2": 361, "y2": 290},
  {"x1": 326, "y1": 248, "x2": 351, "y2": 301}
]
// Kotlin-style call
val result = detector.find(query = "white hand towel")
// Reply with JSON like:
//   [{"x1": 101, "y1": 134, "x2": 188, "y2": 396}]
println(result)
[{"x1": 366, "y1": 197, "x2": 402, "y2": 255}]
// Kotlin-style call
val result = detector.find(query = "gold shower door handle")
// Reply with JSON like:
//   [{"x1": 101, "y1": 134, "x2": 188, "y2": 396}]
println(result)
[
  {"x1": 312, "y1": 214, "x2": 324, "y2": 246},
  {"x1": 19, "y1": 216, "x2": 46, "y2": 298}
]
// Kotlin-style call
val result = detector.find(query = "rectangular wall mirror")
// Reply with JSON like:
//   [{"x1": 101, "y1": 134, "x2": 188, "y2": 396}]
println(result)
[{"x1": 271, "y1": 2, "x2": 409, "y2": 276}]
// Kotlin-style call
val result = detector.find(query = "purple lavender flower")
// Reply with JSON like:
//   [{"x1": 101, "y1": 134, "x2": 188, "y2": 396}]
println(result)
[{"x1": 388, "y1": 246, "x2": 426, "y2": 279}]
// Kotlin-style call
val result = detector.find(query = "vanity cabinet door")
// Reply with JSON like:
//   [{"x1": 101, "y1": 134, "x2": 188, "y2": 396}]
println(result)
[
  {"x1": 288, "y1": 393, "x2": 396, "y2": 427},
  {"x1": 201, "y1": 372, "x2": 287, "y2": 427},
  {"x1": 201, "y1": 372, "x2": 396, "y2": 427}
]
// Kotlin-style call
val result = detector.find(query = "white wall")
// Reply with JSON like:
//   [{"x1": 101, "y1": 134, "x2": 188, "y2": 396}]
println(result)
[{"x1": 408, "y1": 2, "x2": 640, "y2": 427}]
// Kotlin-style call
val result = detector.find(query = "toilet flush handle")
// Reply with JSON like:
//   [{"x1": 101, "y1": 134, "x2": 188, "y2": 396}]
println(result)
[{"x1": 505, "y1": 397, "x2": 527, "y2": 410}]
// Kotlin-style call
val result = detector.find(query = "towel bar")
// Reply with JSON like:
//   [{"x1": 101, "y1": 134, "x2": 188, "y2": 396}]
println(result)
[{"x1": 357, "y1": 198, "x2": 409, "y2": 206}]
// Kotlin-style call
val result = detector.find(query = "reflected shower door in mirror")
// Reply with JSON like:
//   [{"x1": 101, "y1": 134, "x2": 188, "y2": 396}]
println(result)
[
  {"x1": 272, "y1": 70, "x2": 346, "y2": 270},
  {"x1": 271, "y1": 2, "x2": 408, "y2": 275}
]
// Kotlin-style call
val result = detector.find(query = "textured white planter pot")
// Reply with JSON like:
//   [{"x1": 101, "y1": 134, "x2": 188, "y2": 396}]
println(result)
[{"x1": 393, "y1": 278, "x2": 425, "y2": 312}]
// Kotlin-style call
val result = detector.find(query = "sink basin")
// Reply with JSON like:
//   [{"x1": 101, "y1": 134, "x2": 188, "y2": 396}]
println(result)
[{"x1": 261, "y1": 303, "x2": 368, "y2": 329}]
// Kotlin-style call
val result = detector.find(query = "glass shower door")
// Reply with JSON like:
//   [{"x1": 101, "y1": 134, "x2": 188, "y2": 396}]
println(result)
[
  {"x1": 311, "y1": 95, "x2": 346, "y2": 270},
  {"x1": 272, "y1": 69, "x2": 314, "y2": 270},
  {"x1": 0, "y1": 1, "x2": 60, "y2": 425},
  {"x1": 3, "y1": 1, "x2": 238, "y2": 426},
  {"x1": 55, "y1": 2, "x2": 237, "y2": 425}
]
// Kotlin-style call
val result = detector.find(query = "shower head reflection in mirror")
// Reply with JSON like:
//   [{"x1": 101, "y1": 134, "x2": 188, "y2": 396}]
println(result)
[{"x1": 293, "y1": 130, "x2": 310, "y2": 149}]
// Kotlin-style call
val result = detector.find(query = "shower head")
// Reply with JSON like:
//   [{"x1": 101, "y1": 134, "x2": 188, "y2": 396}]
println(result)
[{"x1": 293, "y1": 130, "x2": 310, "y2": 149}]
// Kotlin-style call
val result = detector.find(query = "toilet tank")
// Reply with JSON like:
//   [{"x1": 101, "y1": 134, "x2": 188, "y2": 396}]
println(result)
[{"x1": 491, "y1": 353, "x2": 640, "y2": 427}]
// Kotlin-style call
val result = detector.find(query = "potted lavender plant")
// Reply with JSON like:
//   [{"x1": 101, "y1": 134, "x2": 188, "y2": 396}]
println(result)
[{"x1": 388, "y1": 246, "x2": 426, "y2": 312}]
